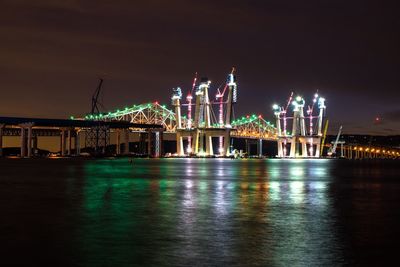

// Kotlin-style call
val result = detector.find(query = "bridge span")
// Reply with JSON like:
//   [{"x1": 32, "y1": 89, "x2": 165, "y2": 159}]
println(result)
[{"x1": 0, "y1": 117, "x2": 162, "y2": 158}]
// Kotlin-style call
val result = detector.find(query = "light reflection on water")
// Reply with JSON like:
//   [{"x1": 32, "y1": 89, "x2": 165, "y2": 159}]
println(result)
[
  {"x1": 2, "y1": 158, "x2": 399, "y2": 266},
  {"x1": 76, "y1": 158, "x2": 339, "y2": 266}
]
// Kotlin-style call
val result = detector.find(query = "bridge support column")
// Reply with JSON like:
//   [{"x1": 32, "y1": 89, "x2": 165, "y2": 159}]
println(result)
[
  {"x1": 154, "y1": 131, "x2": 161, "y2": 158},
  {"x1": 198, "y1": 131, "x2": 204, "y2": 155},
  {"x1": 75, "y1": 130, "x2": 81, "y2": 156},
  {"x1": 257, "y1": 139, "x2": 263, "y2": 157},
  {"x1": 67, "y1": 129, "x2": 72, "y2": 156},
  {"x1": 60, "y1": 129, "x2": 66, "y2": 156},
  {"x1": 223, "y1": 131, "x2": 230, "y2": 157},
  {"x1": 27, "y1": 125, "x2": 33, "y2": 158},
  {"x1": 176, "y1": 131, "x2": 184, "y2": 156},
  {"x1": 205, "y1": 133, "x2": 213, "y2": 156},
  {"x1": 301, "y1": 140, "x2": 308, "y2": 157},
  {"x1": 123, "y1": 129, "x2": 130, "y2": 155},
  {"x1": 20, "y1": 126, "x2": 26, "y2": 158},
  {"x1": 116, "y1": 129, "x2": 121, "y2": 155},
  {"x1": 277, "y1": 139, "x2": 283, "y2": 157},
  {"x1": 0, "y1": 124, "x2": 4, "y2": 157},
  {"x1": 289, "y1": 137, "x2": 296, "y2": 157},
  {"x1": 193, "y1": 130, "x2": 200, "y2": 155},
  {"x1": 32, "y1": 136, "x2": 38, "y2": 155},
  {"x1": 19, "y1": 123, "x2": 34, "y2": 158}
]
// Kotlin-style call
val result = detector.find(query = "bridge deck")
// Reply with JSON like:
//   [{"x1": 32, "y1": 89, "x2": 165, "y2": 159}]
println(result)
[{"x1": 0, "y1": 117, "x2": 163, "y2": 129}]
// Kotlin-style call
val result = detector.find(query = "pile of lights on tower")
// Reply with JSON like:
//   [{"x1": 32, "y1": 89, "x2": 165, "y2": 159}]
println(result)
[{"x1": 272, "y1": 92, "x2": 326, "y2": 158}]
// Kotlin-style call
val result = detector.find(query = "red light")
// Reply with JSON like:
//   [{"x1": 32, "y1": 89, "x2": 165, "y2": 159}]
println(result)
[{"x1": 154, "y1": 101, "x2": 159, "y2": 105}]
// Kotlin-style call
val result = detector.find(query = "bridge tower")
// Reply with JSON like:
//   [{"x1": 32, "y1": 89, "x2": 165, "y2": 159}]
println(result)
[
  {"x1": 172, "y1": 87, "x2": 184, "y2": 156},
  {"x1": 222, "y1": 69, "x2": 237, "y2": 156},
  {"x1": 193, "y1": 78, "x2": 213, "y2": 155},
  {"x1": 315, "y1": 97, "x2": 326, "y2": 157},
  {"x1": 289, "y1": 96, "x2": 308, "y2": 157},
  {"x1": 274, "y1": 93, "x2": 327, "y2": 158},
  {"x1": 273, "y1": 104, "x2": 284, "y2": 157}
]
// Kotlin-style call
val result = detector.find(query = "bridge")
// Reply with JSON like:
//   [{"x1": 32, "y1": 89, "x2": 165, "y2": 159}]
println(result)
[
  {"x1": 0, "y1": 117, "x2": 162, "y2": 158},
  {"x1": 326, "y1": 143, "x2": 400, "y2": 159},
  {"x1": 80, "y1": 69, "x2": 281, "y2": 157},
  {"x1": 81, "y1": 73, "x2": 328, "y2": 158},
  {"x1": 2, "y1": 69, "x2": 398, "y2": 159},
  {"x1": 77, "y1": 70, "x2": 332, "y2": 158}
]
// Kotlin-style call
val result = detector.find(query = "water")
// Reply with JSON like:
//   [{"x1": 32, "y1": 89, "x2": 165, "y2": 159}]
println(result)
[{"x1": 1, "y1": 158, "x2": 399, "y2": 266}]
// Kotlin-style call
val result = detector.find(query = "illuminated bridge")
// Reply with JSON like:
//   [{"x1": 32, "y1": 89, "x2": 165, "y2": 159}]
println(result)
[
  {"x1": 3, "y1": 69, "x2": 397, "y2": 159},
  {"x1": 85, "y1": 102, "x2": 276, "y2": 139},
  {"x1": 80, "y1": 69, "x2": 278, "y2": 157},
  {"x1": 80, "y1": 70, "x2": 334, "y2": 158},
  {"x1": 82, "y1": 101, "x2": 277, "y2": 156}
]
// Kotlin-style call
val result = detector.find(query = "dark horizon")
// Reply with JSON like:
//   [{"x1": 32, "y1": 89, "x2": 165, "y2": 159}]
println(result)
[{"x1": 1, "y1": 0, "x2": 399, "y2": 135}]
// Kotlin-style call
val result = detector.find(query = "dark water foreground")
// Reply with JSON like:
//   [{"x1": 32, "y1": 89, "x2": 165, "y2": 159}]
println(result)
[{"x1": 0, "y1": 158, "x2": 399, "y2": 266}]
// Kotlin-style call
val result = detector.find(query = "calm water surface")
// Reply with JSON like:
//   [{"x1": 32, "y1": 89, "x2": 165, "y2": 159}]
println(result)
[{"x1": 1, "y1": 158, "x2": 399, "y2": 266}]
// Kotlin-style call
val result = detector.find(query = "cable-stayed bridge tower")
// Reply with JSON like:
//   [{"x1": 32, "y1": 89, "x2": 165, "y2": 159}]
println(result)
[{"x1": 273, "y1": 93, "x2": 326, "y2": 158}]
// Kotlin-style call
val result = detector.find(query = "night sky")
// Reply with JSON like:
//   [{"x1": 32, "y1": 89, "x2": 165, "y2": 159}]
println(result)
[{"x1": 1, "y1": 0, "x2": 399, "y2": 135}]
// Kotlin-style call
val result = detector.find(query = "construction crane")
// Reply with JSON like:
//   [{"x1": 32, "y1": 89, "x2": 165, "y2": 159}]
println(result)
[
  {"x1": 327, "y1": 125, "x2": 342, "y2": 157},
  {"x1": 91, "y1": 78, "x2": 103, "y2": 115}
]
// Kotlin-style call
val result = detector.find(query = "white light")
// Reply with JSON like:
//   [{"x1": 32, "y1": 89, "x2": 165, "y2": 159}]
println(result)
[
  {"x1": 296, "y1": 96, "x2": 302, "y2": 102},
  {"x1": 272, "y1": 104, "x2": 279, "y2": 110},
  {"x1": 229, "y1": 74, "x2": 234, "y2": 83},
  {"x1": 314, "y1": 93, "x2": 318, "y2": 98}
]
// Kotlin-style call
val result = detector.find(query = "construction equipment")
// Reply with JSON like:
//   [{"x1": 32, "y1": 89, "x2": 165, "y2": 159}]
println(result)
[
  {"x1": 327, "y1": 125, "x2": 342, "y2": 157},
  {"x1": 86, "y1": 78, "x2": 110, "y2": 156},
  {"x1": 91, "y1": 78, "x2": 103, "y2": 115}
]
